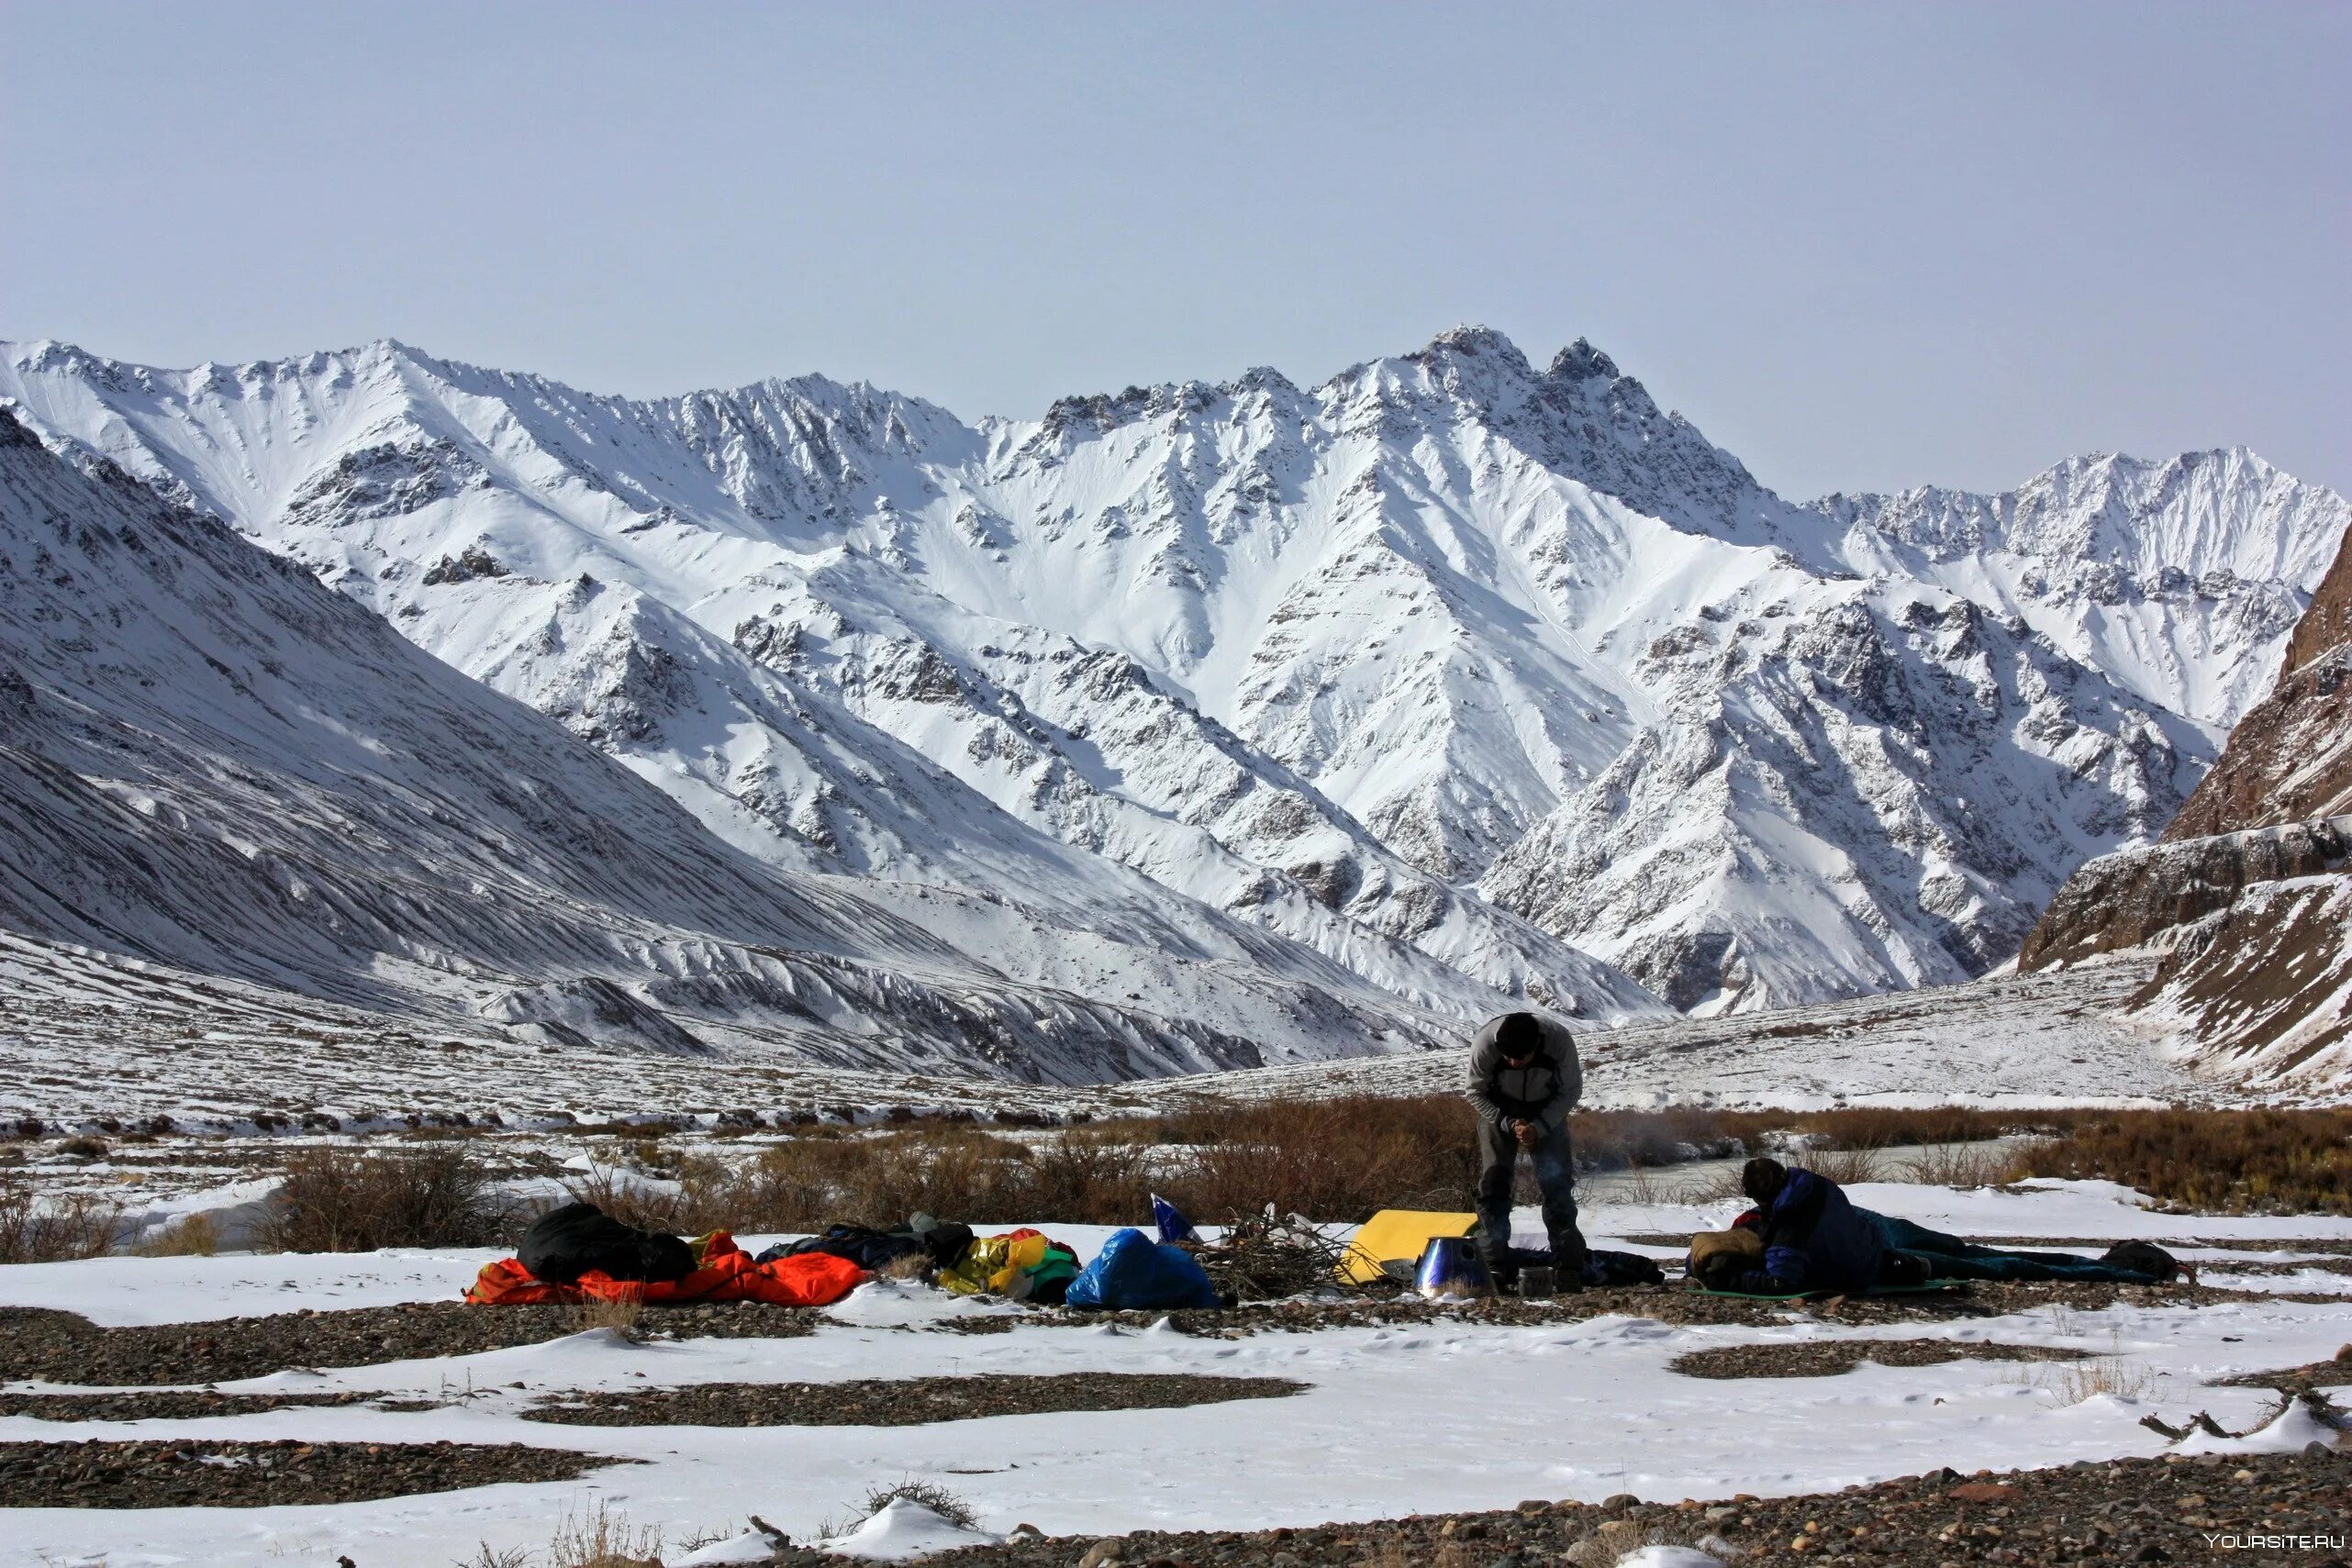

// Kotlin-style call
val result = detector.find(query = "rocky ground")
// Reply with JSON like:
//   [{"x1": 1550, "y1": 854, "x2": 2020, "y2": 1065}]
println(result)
[
  {"x1": 877, "y1": 1449, "x2": 2352, "y2": 1568},
  {"x1": 1666, "y1": 1340, "x2": 2091, "y2": 1380},
  {"x1": 934, "y1": 1279, "x2": 2296, "y2": 1340},
  {"x1": 0, "y1": 1299, "x2": 819, "y2": 1385},
  {"x1": 521, "y1": 1373, "x2": 1306, "y2": 1428},
  {"x1": 0, "y1": 1438, "x2": 621, "y2": 1507},
  {"x1": 0, "y1": 1388, "x2": 429, "y2": 1421}
]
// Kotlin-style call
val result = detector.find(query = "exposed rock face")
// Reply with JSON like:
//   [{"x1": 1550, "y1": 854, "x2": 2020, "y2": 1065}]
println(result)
[
  {"x1": 2130, "y1": 876, "x2": 2352, "y2": 1091},
  {"x1": 2021, "y1": 517, "x2": 2352, "y2": 1090},
  {"x1": 2017, "y1": 817, "x2": 2351, "y2": 970},
  {"x1": 2166, "y1": 524, "x2": 2352, "y2": 839}
]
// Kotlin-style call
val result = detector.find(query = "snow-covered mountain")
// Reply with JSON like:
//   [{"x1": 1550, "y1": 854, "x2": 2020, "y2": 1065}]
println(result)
[
  {"x1": 0, "y1": 407, "x2": 1565, "y2": 1084},
  {"x1": 6, "y1": 328, "x2": 2342, "y2": 1016}
]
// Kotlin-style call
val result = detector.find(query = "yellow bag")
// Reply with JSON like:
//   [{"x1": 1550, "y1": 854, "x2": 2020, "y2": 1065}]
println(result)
[{"x1": 1336, "y1": 1210, "x2": 1477, "y2": 1285}]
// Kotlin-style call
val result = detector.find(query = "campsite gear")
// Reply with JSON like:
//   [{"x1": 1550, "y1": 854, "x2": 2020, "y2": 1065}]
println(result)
[
  {"x1": 1867, "y1": 1215, "x2": 2182, "y2": 1285},
  {"x1": 1414, "y1": 1235, "x2": 1488, "y2": 1300},
  {"x1": 920, "y1": 1219, "x2": 976, "y2": 1269},
  {"x1": 1065, "y1": 1228, "x2": 1221, "y2": 1311},
  {"x1": 1337, "y1": 1209, "x2": 1478, "y2": 1285},
  {"x1": 1152, "y1": 1194, "x2": 1200, "y2": 1244},
  {"x1": 1474, "y1": 1116, "x2": 1588, "y2": 1283},
  {"x1": 937, "y1": 1229, "x2": 1082, "y2": 1302},
  {"x1": 1521, "y1": 1263, "x2": 1555, "y2": 1298},
  {"x1": 517, "y1": 1201, "x2": 696, "y2": 1285},
  {"x1": 755, "y1": 1225, "x2": 928, "y2": 1273},
  {"x1": 1688, "y1": 1226, "x2": 1767, "y2": 1289},
  {"x1": 1579, "y1": 1249, "x2": 1666, "y2": 1287},
  {"x1": 1465, "y1": 1012, "x2": 1583, "y2": 1133},
  {"x1": 468, "y1": 1230, "x2": 865, "y2": 1307},
  {"x1": 2101, "y1": 1240, "x2": 2187, "y2": 1284}
]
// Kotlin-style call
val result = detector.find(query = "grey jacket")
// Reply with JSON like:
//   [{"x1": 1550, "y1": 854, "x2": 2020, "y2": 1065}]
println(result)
[{"x1": 1464, "y1": 1013, "x2": 1582, "y2": 1131}]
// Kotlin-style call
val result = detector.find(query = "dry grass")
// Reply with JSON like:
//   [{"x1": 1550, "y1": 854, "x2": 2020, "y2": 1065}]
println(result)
[
  {"x1": 1900, "y1": 1141, "x2": 2034, "y2": 1187},
  {"x1": 0, "y1": 1175, "x2": 125, "y2": 1264},
  {"x1": 2007, "y1": 1108, "x2": 2352, "y2": 1214},
  {"x1": 130, "y1": 1211, "x2": 219, "y2": 1257},
  {"x1": 2022, "y1": 1351, "x2": 2155, "y2": 1405},
  {"x1": 256, "y1": 1146, "x2": 514, "y2": 1252},
  {"x1": 1799, "y1": 1145, "x2": 1888, "y2": 1186},
  {"x1": 565, "y1": 1289, "x2": 645, "y2": 1338},
  {"x1": 545, "y1": 1499, "x2": 663, "y2": 1568}
]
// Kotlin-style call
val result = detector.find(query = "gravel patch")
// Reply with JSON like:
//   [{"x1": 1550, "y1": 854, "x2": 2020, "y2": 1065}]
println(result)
[
  {"x1": 918, "y1": 1450, "x2": 2352, "y2": 1566},
  {"x1": 2212, "y1": 1348, "x2": 2352, "y2": 1392},
  {"x1": 0, "y1": 1389, "x2": 436, "y2": 1422},
  {"x1": 1669, "y1": 1339, "x2": 2092, "y2": 1380},
  {"x1": 0, "y1": 1438, "x2": 622, "y2": 1507},
  {"x1": 930, "y1": 1279, "x2": 2213, "y2": 1339},
  {"x1": 0, "y1": 1300, "x2": 818, "y2": 1386},
  {"x1": 523, "y1": 1373, "x2": 1306, "y2": 1428}
]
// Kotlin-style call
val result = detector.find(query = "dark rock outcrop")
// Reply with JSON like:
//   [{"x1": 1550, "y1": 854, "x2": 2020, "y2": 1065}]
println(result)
[
  {"x1": 2017, "y1": 817, "x2": 2352, "y2": 971},
  {"x1": 2167, "y1": 522, "x2": 2352, "y2": 839}
]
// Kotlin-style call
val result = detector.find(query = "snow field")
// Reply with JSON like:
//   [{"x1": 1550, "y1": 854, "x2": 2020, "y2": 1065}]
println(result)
[{"x1": 1, "y1": 1181, "x2": 2346, "y2": 1567}]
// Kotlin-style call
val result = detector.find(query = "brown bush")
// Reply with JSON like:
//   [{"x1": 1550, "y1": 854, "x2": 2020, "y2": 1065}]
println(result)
[
  {"x1": 2008, "y1": 1108, "x2": 2352, "y2": 1214},
  {"x1": 257, "y1": 1146, "x2": 514, "y2": 1252},
  {"x1": 0, "y1": 1175, "x2": 125, "y2": 1263},
  {"x1": 131, "y1": 1211, "x2": 220, "y2": 1257},
  {"x1": 1158, "y1": 1096, "x2": 1477, "y2": 1219}
]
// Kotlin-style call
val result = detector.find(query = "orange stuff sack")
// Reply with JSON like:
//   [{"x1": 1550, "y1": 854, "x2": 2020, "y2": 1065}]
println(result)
[{"x1": 465, "y1": 1229, "x2": 866, "y2": 1307}]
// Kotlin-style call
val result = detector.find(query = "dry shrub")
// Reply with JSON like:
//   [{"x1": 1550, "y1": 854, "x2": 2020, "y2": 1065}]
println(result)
[
  {"x1": 1798, "y1": 1145, "x2": 1887, "y2": 1185},
  {"x1": 1158, "y1": 1096, "x2": 1476, "y2": 1220},
  {"x1": 1901, "y1": 1141, "x2": 2030, "y2": 1187},
  {"x1": 257, "y1": 1146, "x2": 512, "y2": 1252},
  {"x1": 857, "y1": 1477, "x2": 978, "y2": 1530},
  {"x1": 131, "y1": 1211, "x2": 219, "y2": 1257},
  {"x1": 572, "y1": 1127, "x2": 1156, "y2": 1232},
  {"x1": 0, "y1": 1176, "x2": 125, "y2": 1263},
  {"x1": 546, "y1": 1498, "x2": 663, "y2": 1568},
  {"x1": 2008, "y1": 1108, "x2": 2352, "y2": 1214}
]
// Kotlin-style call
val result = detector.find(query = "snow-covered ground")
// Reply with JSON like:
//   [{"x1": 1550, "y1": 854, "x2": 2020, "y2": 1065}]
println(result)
[{"x1": 5, "y1": 1180, "x2": 2347, "y2": 1568}]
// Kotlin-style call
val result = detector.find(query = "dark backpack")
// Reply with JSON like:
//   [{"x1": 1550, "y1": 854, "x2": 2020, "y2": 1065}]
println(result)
[
  {"x1": 2099, "y1": 1239, "x2": 2182, "y2": 1284},
  {"x1": 518, "y1": 1201, "x2": 696, "y2": 1284}
]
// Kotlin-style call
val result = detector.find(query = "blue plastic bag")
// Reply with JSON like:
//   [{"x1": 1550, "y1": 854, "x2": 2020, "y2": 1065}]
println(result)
[
  {"x1": 1150, "y1": 1193, "x2": 1199, "y2": 1244},
  {"x1": 1065, "y1": 1227, "x2": 1221, "y2": 1311}
]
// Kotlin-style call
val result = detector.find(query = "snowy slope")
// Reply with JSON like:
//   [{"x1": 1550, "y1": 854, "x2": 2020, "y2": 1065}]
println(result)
[
  {"x1": 5, "y1": 329, "x2": 2338, "y2": 1014},
  {"x1": 0, "y1": 409, "x2": 1551, "y2": 1084}
]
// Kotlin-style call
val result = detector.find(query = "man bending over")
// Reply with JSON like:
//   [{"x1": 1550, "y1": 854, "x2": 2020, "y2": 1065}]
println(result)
[{"x1": 1465, "y1": 1010, "x2": 1589, "y2": 1293}]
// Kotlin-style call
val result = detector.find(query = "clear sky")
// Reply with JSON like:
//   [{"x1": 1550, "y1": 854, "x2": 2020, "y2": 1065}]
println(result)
[{"x1": 6, "y1": 1, "x2": 2346, "y2": 500}]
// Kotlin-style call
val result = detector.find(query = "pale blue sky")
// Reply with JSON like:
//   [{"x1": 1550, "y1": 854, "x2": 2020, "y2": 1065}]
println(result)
[{"x1": 6, "y1": 2, "x2": 2346, "y2": 499}]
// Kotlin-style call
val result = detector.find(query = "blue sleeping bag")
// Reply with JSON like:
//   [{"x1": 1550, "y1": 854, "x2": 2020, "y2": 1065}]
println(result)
[{"x1": 1065, "y1": 1227, "x2": 1221, "y2": 1311}]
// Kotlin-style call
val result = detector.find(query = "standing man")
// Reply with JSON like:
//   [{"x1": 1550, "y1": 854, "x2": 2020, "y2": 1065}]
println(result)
[{"x1": 1465, "y1": 1009, "x2": 1589, "y2": 1293}]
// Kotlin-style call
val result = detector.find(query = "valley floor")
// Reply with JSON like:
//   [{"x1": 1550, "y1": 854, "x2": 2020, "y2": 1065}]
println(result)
[
  {"x1": 0, "y1": 933, "x2": 2225, "y2": 1138},
  {"x1": 3, "y1": 1182, "x2": 2347, "y2": 1567}
]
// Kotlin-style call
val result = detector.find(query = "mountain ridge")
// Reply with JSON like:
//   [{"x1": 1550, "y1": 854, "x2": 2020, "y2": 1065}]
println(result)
[{"x1": 7, "y1": 327, "x2": 2341, "y2": 1017}]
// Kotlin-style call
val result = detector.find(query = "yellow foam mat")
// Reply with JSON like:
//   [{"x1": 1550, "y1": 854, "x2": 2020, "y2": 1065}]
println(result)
[{"x1": 1336, "y1": 1209, "x2": 1477, "y2": 1284}]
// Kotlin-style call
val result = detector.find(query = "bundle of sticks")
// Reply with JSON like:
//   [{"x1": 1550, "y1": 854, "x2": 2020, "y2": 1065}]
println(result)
[{"x1": 1186, "y1": 1206, "x2": 1393, "y2": 1302}]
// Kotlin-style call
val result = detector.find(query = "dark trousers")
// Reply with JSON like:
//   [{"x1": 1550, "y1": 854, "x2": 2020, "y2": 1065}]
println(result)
[{"x1": 1475, "y1": 1118, "x2": 1587, "y2": 1276}]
